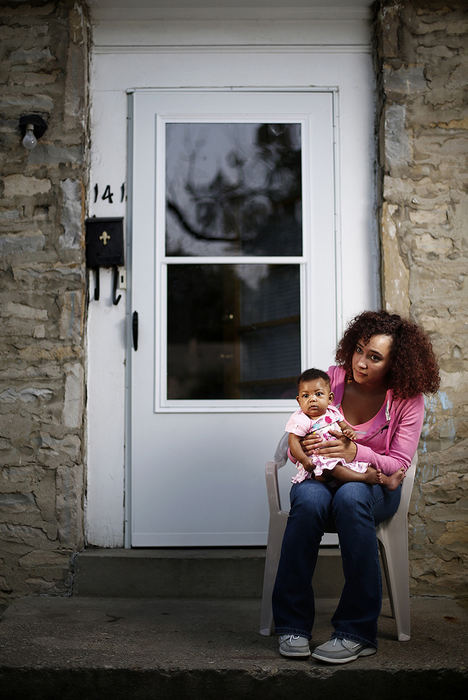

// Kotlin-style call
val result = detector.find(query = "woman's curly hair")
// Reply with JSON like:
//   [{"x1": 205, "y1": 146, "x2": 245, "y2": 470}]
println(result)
[{"x1": 335, "y1": 310, "x2": 440, "y2": 399}]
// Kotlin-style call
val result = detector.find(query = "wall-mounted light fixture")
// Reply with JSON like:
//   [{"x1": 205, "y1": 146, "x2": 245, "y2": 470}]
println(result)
[{"x1": 19, "y1": 114, "x2": 48, "y2": 150}]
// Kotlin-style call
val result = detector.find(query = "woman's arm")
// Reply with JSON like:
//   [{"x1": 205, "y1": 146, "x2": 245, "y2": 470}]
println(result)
[
  {"x1": 354, "y1": 395, "x2": 424, "y2": 475},
  {"x1": 313, "y1": 395, "x2": 424, "y2": 475}
]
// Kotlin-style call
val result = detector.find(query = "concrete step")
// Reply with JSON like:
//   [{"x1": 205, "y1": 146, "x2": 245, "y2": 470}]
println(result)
[
  {"x1": 72, "y1": 547, "x2": 345, "y2": 598},
  {"x1": 0, "y1": 596, "x2": 466, "y2": 700}
]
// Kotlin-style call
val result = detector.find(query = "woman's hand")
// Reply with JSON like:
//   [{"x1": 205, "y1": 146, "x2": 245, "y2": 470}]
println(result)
[
  {"x1": 300, "y1": 431, "x2": 323, "y2": 455},
  {"x1": 303, "y1": 429, "x2": 358, "y2": 463}
]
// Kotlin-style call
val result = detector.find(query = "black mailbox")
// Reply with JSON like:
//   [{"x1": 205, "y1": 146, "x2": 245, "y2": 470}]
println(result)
[{"x1": 85, "y1": 217, "x2": 124, "y2": 304}]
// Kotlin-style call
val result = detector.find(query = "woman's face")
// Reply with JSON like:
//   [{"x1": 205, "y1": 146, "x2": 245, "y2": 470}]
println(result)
[{"x1": 351, "y1": 334, "x2": 393, "y2": 389}]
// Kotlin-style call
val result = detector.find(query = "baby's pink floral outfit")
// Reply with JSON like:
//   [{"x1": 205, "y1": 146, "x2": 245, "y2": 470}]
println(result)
[{"x1": 285, "y1": 404, "x2": 369, "y2": 484}]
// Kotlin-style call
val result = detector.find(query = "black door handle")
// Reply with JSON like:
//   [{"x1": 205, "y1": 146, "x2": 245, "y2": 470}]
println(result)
[{"x1": 132, "y1": 311, "x2": 138, "y2": 351}]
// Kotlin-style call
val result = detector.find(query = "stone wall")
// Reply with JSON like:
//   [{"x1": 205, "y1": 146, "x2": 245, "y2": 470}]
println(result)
[
  {"x1": 0, "y1": 0, "x2": 466, "y2": 604},
  {"x1": 0, "y1": 0, "x2": 89, "y2": 603},
  {"x1": 375, "y1": 0, "x2": 467, "y2": 595}
]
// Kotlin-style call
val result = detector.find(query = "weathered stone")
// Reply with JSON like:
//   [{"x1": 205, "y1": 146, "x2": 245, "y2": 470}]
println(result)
[
  {"x1": 0, "y1": 493, "x2": 35, "y2": 513},
  {"x1": 0, "y1": 0, "x2": 89, "y2": 604},
  {"x1": 408, "y1": 207, "x2": 448, "y2": 225},
  {"x1": 383, "y1": 64, "x2": 427, "y2": 96},
  {"x1": 28, "y1": 144, "x2": 84, "y2": 166},
  {"x1": 59, "y1": 178, "x2": 83, "y2": 250},
  {"x1": 380, "y1": 202, "x2": 411, "y2": 316},
  {"x1": 410, "y1": 232, "x2": 453, "y2": 257},
  {"x1": 0, "y1": 387, "x2": 54, "y2": 403},
  {"x1": 376, "y1": 0, "x2": 467, "y2": 598},
  {"x1": 59, "y1": 290, "x2": 84, "y2": 343},
  {"x1": 1, "y1": 302, "x2": 48, "y2": 320},
  {"x1": 18, "y1": 550, "x2": 69, "y2": 569},
  {"x1": 383, "y1": 104, "x2": 412, "y2": 173},
  {"x1": 8, "y1": 47, "x2": 54, "y2": 65},
  {"x1": 62, "y1": 362, "x2": 84, "y2": 429},
  {"x1": 2, "y1": 174, "x2": 51, "y2": 198}
]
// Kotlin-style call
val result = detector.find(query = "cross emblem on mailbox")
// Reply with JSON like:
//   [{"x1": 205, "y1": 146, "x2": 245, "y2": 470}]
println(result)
[{"x1": 99, "y1": 230, "x2": 111, "y2": 246}]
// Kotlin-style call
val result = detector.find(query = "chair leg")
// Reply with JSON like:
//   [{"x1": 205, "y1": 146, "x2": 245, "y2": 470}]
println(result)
[
  {"x1": 379, "y1": 529, "x2": 411, "y2": 641},
  {"x1": 379, "y1": 542, "x2": 396, "y2": 620},
  {"x1": 259, "y1": 517, "x2": 286, "y2": 636}
]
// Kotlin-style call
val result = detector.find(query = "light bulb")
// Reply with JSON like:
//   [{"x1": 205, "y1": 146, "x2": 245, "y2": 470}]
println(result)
[{"x1": 22, "y1": 124, "x2": 37, "y2": 150}]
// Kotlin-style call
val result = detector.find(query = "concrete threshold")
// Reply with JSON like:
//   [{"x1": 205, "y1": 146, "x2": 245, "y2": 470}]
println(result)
[
  {"x1": 0, "y1": 595, "x2": 467, "y2": 699},
  {"x1": 72, "y1": 547, "x2": 345, "y2": 598}
]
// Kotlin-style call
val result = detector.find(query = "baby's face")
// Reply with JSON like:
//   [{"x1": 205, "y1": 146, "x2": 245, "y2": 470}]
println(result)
[{"x1": 296, "y1": 378, "x2": 332, "y2": 418}]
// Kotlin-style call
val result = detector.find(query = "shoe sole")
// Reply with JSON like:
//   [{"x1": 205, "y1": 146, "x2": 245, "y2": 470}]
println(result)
[
  {"x1": 279, "y1": 648, "x2": 311, "y2": 658},
  {"x1": 312, "y1": 647, "x2": 376, "y2": 664}
]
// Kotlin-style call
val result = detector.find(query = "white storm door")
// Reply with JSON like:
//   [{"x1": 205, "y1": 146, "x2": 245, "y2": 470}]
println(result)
[{"x1": 129, "y1": 89, "x2": 336, "y2": 546}]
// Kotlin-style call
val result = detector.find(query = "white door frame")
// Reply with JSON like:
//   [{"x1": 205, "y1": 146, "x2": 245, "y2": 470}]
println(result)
[
  {"x1": 87, "y1": 42, "x2": 377, "y2": 549},
  {"x1": 126, "y1": 86, "x2": 338, "y2": 546}
]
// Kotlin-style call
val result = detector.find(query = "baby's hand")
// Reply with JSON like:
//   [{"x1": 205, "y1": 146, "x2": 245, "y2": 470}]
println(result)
[
  {"x1": 301, "y1": 457, "x2": 315, "y2": 472},
  {"x1": 341, "y1": 426, "x2": 357, "y2": 440}
]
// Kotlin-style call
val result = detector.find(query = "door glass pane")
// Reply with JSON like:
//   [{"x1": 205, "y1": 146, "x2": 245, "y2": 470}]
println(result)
[
  {"x1": 167, "y1": 264, "x2": 300, "y2": 400},
  {"x1": 166, "y1": 123, "x2": 302, "y2": 257}
]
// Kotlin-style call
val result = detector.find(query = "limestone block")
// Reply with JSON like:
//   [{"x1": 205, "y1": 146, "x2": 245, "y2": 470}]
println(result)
[
  {"x1": 59, "y1": 290, "x2": 84, "y2": 343},
  {"x1": 0, "y1": 3, "x2": 55, "y2": 18},
  {"x1": 414, "y1": 133, "x2": 467, "y2": 165},
  {"x1": 410, "y1": 232, "x2": 453, "y2": 257},
  {"x1": 0, "y1": 318, "x2": 48, "y2": 339},
  {"x1": 380, "y1": 202, "x2": 410, "y2": 315},
  {"x1": 12, "y1": 262, "x2": 84, "y2": 290},
  {"x1": 0, "y1": 92, "x2": 54, "y2": 117},
  {"x1": 56, "y1": 463, "x2": 84, "y2": 547},
  {"x1": 59, "y1": 179, "x2": 83, "y2": 250},
  {"x1": 28, "y1": 144, "x2": 84, "y2": 166},
  {"x1": 1, "y1": 303, "x2": 48, "y2": 320},
  {"x1": 437, "y1": 522, "x2": 468, "y2": 554},
  {"x1": 39, "y1": 433, "x2": 82, "y2": 461},
  {"x1": 0, "y1": 493, "x2": 35, "y2": 513},
  {"x1": 62, "y1": 362, "x2": 84, "y2": 429},
  {"x1": 64, "y1": 43, "x2": 87, "y2": 130},
  {"x1": 33, "y1": 326, "x2": 46, "y2": 338},
  {"x1": 0, "y1": 414, "x2": 32, "y2": 443},
  {"x1": 383, "y1": 104, "x2": 412, "y2": 172},
  {"x1": 383, "y1": 175, "x2": 450, "y2": 205},
  {"x1": 0, "y1": 523, "x2": 52, "y2": 548},
  {"x1": 417, "y1": 44, "x2": 459, "y2": 59},
  {"x1": 0, "y1": 387, "x2": 54, "y2": 404},
  {"x1": 2, "y1": 175, "x2": 51, "y2": 198},
  {"x1": 9, "y1": 71, "x2": 58, "y2": 87},
  {"x1": 423, "y1": 471, "x2": 467, "y2": 505},
  {"x1": 8, "y1": 47, "x2": 54, "y2": 65},
  {"x1": 409, "y1": 207, "x2": 448, "y2": 225},
  {"x1": 383, "y1": 65, "x2": 427, "y2": 96},
  {"x1": 18, "y1": 344, "x2": 79, "y2": 363}
]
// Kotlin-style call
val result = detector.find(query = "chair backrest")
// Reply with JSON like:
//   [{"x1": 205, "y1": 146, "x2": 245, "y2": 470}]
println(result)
[{"x1": 273, "y1": 432, "x2": 289, "y2": 466}]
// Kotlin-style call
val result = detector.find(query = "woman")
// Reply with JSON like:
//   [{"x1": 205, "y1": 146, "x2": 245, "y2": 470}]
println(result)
[{"x1": 272, "y1": 310, "x2": 440, "y2": 664}]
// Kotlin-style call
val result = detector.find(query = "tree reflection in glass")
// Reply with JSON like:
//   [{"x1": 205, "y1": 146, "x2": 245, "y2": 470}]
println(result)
[
  {"x1": 165, "y1": 123, "x2": 302, "y2": 257},
  {"x1": 167, "y1": 264, "x2": 300, "y2": 400}
]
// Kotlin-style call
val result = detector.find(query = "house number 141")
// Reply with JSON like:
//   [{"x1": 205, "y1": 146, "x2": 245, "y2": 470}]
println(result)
[{"x1": 93, "y1": 183, "x2": 125, "y2": 204}]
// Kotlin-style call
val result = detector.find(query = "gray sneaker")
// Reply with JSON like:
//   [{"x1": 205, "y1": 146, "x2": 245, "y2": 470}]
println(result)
[
  {"x1": 279, "y1": 634, "x2": 311, "y2": 658},
  {"x1": 312, "y1": 637, "x2": 376, "y2": 664}
]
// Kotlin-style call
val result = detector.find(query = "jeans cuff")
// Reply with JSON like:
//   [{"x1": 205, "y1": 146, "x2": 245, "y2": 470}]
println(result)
[{"x1": 275, "y1": 626, "x2": 312, "y2": 640}]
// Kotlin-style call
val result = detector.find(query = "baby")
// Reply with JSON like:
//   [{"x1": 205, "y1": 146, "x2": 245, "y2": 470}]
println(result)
[{"x1": 286, "y1": 368, "x2": 404, "y2": 490}]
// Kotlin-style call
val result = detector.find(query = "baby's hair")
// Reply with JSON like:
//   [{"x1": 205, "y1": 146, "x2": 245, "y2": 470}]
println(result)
[{"x1": 297, "y1": 368, "x2": 330, "y2": 388}]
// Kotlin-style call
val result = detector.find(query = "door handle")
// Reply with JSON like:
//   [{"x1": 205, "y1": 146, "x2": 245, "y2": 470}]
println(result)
[{"x1": 132, "y1": 311, "x2": 138, "y2": 351}]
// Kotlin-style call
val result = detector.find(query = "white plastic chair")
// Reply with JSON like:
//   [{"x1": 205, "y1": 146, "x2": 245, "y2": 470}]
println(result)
[{"x1": 259, "y1": 433, "x2": 417, "y2": 641}]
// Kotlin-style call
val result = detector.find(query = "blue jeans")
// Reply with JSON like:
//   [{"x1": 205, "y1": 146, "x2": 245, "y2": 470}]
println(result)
[{"x1": 272, "y1": 479, "x2": 401, "y2": 648}]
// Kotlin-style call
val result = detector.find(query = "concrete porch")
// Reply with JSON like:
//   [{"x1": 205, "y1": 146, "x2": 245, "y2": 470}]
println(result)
[{"x1": 0, "y1": 548, "x2": 466, "y2": 699}]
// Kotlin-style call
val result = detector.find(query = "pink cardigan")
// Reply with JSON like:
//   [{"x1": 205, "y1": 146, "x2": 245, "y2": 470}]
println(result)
[{"x1": 328, "y1": 366, "x2": 424, "y2": 476}]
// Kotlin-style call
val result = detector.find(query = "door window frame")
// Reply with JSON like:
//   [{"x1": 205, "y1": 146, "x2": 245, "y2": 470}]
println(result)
[{"x1": 134, "y1": 90, "x2": 340, "y2": 413}]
